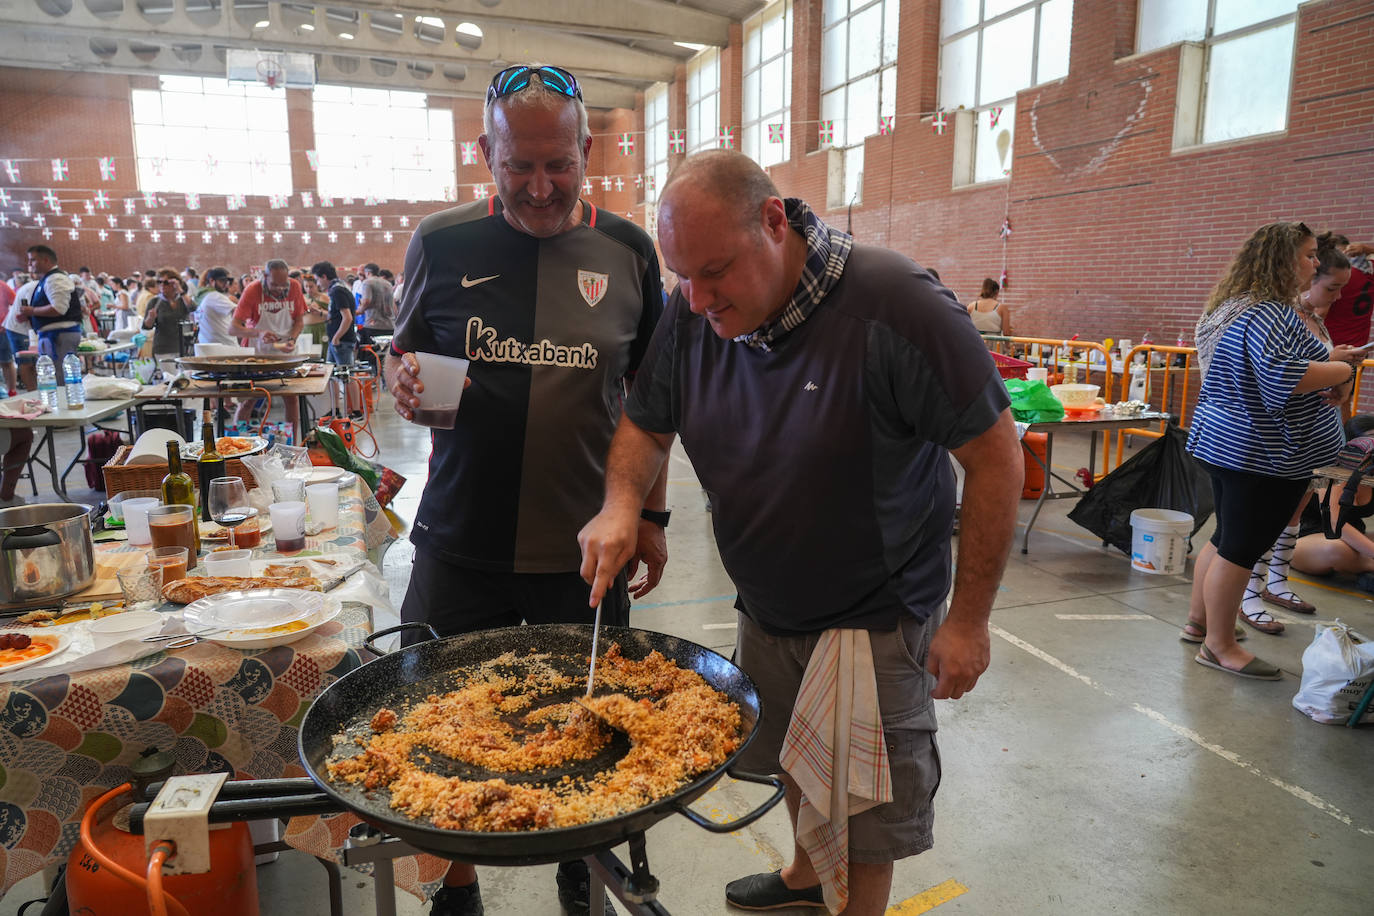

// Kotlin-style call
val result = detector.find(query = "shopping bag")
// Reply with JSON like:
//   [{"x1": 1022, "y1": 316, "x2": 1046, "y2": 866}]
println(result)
[
  {"x1": 1004, "y1": 379, "x2": 1065, "y2": 423},
  {"x1": 1292, "y1": 622, "x2": 1374, "y2": 725},
  {"x1": 1067, "y1": 423, "x2": 1213, "y2": 554}
]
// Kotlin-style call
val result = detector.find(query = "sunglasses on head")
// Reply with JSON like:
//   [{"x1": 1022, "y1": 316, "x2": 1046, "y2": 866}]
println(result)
[{"x1": 486, "y1": 65, "x2": 582, "y2": 105}]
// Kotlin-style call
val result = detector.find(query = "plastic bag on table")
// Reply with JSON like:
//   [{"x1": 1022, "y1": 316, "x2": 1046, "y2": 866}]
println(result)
[
  {"x1": 1066, "y1": 423, "x2": 1213, "y2": 555},
  {"x1": 241, "y1": 443, "x2": 314, "y2": 501},
  {"x1": 1292, "y1": 621, "x2": 1374, "y2": 725},
  {"x1": 1004, "y1": 378, "x2": 1065, "y2": 423},
  {"x1": 308, "y1": 427, "x2": 380, "y2": 491}
]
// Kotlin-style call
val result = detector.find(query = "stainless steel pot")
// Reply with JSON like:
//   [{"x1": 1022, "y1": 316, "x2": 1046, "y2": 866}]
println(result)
[{"x1": 0, "y1": 503, "x2": 96, "y2": 606}]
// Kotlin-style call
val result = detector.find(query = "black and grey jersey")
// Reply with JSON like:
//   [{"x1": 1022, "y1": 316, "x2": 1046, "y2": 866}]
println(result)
[{"x1": 395, "y1": 198, "x2": 663, "y2": 572}]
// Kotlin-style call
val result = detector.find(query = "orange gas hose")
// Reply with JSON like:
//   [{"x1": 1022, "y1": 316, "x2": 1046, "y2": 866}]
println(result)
[
  {"x1": 79, "y1": 783, "x2": 191, "y2": 916},
  {"x1": 146, "y1": 841, "x2": 176, "y2": 916}
]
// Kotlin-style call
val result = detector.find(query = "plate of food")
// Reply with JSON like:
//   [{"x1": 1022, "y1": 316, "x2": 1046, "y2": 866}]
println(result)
[
  {"x1": 162, "y1": 574, "x2": 323, "y2": 605},
  {"x1": 183, "y1": 436, "x2": 269, "y2": 460},
  {"x1": 0, "y1": 631, "x2": 69, "y2": 674},
  {"x1": 186, "y1": 591, "x2": 341, "y2": 649},
  {"x1": 201, "y1": 516, "x2": 272, "y2": 543}
]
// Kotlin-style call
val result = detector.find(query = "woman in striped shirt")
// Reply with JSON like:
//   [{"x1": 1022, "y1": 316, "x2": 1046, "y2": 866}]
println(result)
[{"x1": 1184, "y1": 222, "x2": 1361, "y2": 680}]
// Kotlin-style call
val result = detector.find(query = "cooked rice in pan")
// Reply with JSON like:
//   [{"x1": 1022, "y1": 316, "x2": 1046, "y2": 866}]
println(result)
[{"x1": 325, "y1": 643, "x2": 743, "y2": 831}]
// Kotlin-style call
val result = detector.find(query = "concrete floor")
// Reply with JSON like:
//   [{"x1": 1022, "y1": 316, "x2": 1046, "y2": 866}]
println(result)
[{"x1": 3, "y1": 390, "x2": 1372, "y2": 916}]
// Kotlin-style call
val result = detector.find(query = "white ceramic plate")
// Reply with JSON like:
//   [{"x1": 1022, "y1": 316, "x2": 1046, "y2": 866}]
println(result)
[
  {"x1": 183, "y1": 436, "x2": 269, "y2": 460},
  {"x1": 0, "y1": 632, "x2": 70, "y2": 674},
  {"x1": 184, "y1": 587, "x2": 326, "y2": 631},
  {"x1": 289, "y1": 466, "x2": 348, "y2": 485},
  {"x1": 89, "y1": 610, "x2": 164, "y2": 637},
  {"x1": 203, "y1": 595, "x2": 342, "y2": 649}
]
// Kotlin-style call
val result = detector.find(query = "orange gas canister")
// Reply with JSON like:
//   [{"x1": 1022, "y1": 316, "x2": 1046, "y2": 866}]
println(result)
[
  {"x1": 1022, "y1": 432, "x2": 1048, "y2": 499},
  {"x1": 67, "y1": 787, "x2": 260, "y2": 916}
]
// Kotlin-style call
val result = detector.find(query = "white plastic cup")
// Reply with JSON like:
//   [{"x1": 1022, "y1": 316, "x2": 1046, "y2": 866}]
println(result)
[
  {"x1": 1026, "y1": 367, "x2": 1049, "y2": 383},
  {"x1": 203, "y1": 548, "x2": 254, "y2": 578},
  {"x1": 123, "y1": 497, "x2": 161, "y2": 547},
  {"x1": 411, "y1": 352, "x2": 469, "y2": 429},
  {"x1": 306, "y1": 482, "x2": 339, "y2": 530},
  {"x1": 271, "y1": 477, "x2": 305, "y2": 504},
  {"x1": 268, "y1": 500, "x2": 307, "y2": 552}
]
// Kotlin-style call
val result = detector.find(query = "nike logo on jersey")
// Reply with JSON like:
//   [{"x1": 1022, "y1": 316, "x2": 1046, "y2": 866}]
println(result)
[{"x1": 461, "y1": 274, "x2": 499, "y2": 288}]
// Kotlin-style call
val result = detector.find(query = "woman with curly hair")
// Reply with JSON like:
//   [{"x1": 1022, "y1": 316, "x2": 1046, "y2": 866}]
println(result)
[{"x1": 1183, "y1": 222, "x2": 1361, "y2": 679}]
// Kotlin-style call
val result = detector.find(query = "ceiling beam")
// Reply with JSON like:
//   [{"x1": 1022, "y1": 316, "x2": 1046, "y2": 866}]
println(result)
[
  {"x1": 0, "y1": 2, "x2": 677, "y2": 85},
  {"x1": 0, "y1": 26, "x2": 641, "y2": 108}
]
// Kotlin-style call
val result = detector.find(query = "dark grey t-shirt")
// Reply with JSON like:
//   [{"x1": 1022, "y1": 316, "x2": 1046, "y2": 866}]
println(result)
[
  {"x1": 627, "y1": 244, "x2": 1008, "y2": 635},
  {"x1": 394, "y1": 198, "x2": 663, "y2": 572}
]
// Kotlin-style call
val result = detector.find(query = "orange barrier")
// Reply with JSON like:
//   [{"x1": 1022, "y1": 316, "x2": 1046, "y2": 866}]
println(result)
[
  {"x1": 1112, "y1": 344, "x2": 1199, "y2": 465},
  {"x1": 981, "y1": 335, "x2": 1117, "y2": 470}
]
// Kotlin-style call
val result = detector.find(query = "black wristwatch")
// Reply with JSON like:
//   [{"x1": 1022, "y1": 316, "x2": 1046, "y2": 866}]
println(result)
[{"x1": 640, "y1": 508, "x2": 671, "y2": 528}]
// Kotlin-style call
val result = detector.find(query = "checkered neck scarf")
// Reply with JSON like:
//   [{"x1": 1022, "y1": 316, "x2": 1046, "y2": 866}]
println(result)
[{"x1": 734, "y1": 198, "x2": 853, "y2": 351}]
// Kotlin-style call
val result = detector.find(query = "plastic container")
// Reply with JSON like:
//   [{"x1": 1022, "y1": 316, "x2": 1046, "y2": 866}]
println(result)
[
  {"x1": 411, "y1": 352, "x2": 469, "y2": 429},
  {"x1": 306, "y1": 482, "x2": 339, "y2": 530},
  {"x1": 1022, "y1": 432, "x2": 1047, "y2": 499},
  {"x1": 269, "y1": 500, "x2": 307, "y2": 552},
  {"x1": 122, "y1": 496, "x2": 161, "y2": 546},
  {"x1": 107, "y1": 488, "x2": 161, "y2": 523},
  {"x1": 1130, "y1": 508, "x2": 1193, "y2": 575},
  {"x1": 36, "y1": 355, "x2": 58, "y2": 411},
  {"x1": 62, "y1": 353, "x2": 84, "y2": 408},
  {"x1": 204, "y1": 548, "x2": 253, "y2": 578},
  {"x1": 991, "y1": 351, "x2": 1033, "y2": 380}
]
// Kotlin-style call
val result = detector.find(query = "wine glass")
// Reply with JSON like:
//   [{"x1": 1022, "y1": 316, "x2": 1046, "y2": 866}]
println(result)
[{"x1": 207, "y1": 476, "x2": 252, "y2": 549}]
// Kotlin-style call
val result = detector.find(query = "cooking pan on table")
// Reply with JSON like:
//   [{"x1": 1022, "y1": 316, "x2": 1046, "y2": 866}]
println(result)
[
  {"x1": 175, "y1": 354, "x2": 309, "y2": 375},
  {"x1": 296, "y1": 623, "x2": 785, "y2": 865}
]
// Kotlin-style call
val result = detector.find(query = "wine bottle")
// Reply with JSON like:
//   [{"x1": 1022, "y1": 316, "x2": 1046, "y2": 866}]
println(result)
[
  {"x1": 161, "y1": 438, "x2": 201, "y2": 552},
  {"x1": 197, "y1": 407, "x2": 225, "y2": 522}
]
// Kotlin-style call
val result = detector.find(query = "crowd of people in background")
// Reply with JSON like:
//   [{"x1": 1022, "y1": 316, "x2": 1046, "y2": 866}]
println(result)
[{"x1": 0, "y1": 252, "x2": 401, "y2": 391}]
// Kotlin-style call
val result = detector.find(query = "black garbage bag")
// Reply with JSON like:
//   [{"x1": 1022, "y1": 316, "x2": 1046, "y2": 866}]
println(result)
[{"x1": 1067, "y1": 423, "x2": 1213, "y2": 555}]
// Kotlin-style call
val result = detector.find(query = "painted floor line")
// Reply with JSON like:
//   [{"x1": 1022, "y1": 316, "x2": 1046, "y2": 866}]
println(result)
[
  {"x1": 887, "y1": 878, "x2": 969, "y2": 915},
  {"x1": 988, "y1": 623, "x2": 1374, "y2": 838},
  {"x1": 702, "y1": 622, "x2": 739, "y2": 630},
  {"x1": 1053, "y1": 614, "x2": 1154, "y2": 620},
  {"x1": 632, "y1": 594, "x2": 736, "y2": 610}
]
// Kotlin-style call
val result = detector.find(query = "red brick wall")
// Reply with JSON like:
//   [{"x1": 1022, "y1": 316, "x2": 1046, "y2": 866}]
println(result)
[
  {"x1": 0, "y1": 72, "x2": 640, "y2": 278},
  {"x1": 3, "y1": 0, "x2": 1371, "y2": 344},
  {"x1": 736, "y1": 0, "x2": 1374, "y2": 344}
]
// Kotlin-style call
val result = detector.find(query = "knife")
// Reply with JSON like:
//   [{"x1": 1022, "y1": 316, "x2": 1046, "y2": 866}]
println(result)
[{"x1": 321, "y1": 561, "x2": 367, "y2": 592}]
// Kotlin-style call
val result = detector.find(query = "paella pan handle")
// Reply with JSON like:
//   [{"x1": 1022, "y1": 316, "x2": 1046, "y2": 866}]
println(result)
[
  {"x1": 671, "y1": 769, "x2": 786, "y2": 834},
  {"x1": 363, "y1": 621, "x2": 439, "y2": 656}
]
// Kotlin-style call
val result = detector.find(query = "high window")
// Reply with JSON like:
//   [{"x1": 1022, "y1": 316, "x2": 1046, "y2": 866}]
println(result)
[
  {"x1": 743, "y1": 0, "x2": 793, "y2": 169},
  {"x1": 312, "y1": 86, "x2": 456, "y2": 201},
  {"x1": 686, "y1": 48, "x2": 722, "y2": 154},
  {"x1": 131, "y1": 76, "x2": 292, "y2": 196},
  {"x1": 1138, "y1": 0, "x2": 1300, "y2": 146},
  {"x1": 643, "y1": 82, "x2": 670, "y2": 210},
  {"x1": 821, "y1": 0, "x2": 900, "y2": 206},
  {"x1": 939, "y1": 0, "x2": 1074, "y2": 185}
]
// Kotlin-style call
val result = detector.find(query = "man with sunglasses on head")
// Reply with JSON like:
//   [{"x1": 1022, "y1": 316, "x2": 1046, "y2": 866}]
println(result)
[{"x1": 386, "y1": 64, "x2": 668, "y2": 916}]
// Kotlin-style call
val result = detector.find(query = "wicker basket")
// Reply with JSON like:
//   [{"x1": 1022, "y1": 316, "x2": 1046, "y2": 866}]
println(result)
[{"x1": 102, "y1": 445, "x2": 259, "y2": 495}]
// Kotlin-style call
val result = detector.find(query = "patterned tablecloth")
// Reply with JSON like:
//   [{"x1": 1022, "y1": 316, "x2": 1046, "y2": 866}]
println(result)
[{"x1": 0, "y1": 476, "x2": 447, "y2": 902}]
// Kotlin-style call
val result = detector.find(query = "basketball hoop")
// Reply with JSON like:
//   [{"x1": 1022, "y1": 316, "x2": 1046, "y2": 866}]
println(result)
[{"x1": 257, "y1": 58, "x2": 284, "y2": 89}]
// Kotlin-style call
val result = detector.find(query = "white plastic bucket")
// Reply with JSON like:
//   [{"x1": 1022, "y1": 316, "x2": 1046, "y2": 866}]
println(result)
[{"x1": 1130, "y1": 508, "x2": 1193, "y2": 575}]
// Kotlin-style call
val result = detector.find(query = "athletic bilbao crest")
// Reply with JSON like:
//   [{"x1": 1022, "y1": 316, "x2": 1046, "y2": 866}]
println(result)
[{"x1": 578, "y1": 270, "x2": 609, "y2": 308}]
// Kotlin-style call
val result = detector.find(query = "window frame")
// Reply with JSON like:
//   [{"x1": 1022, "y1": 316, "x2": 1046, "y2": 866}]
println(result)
[
  {"x1": 938, "y1": 0, "x2": 1073, "y2": 187},
  {"x1": 311, "y1": 85, "x2": 456, "y2": 202},
  {"x1": 819, "y1": 0, "x2": 900, "y2": 207},
  {"x1": 643, "y1": 82, "x2": 670, "y2": 210},
  {"x1": 130, "y1": 76, "x2": 293, "y2": 197},
  {"x1": 742, "y1": 0, "x2": 794, "y2": 169},
  {"x1": 686, "y1": 48, "x2": 722, "y2": 155},
  {"x1": 1136, "y1": 0, "x2": 1301, "y2": 149}
]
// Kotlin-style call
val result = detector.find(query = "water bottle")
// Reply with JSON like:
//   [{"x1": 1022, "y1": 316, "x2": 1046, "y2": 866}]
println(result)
[
  {"x1": 62, "y1": 353, "x2": 85, "y2": 408},
  {"x1": 36, "y1": 355, "x2": 58, "y2": 411}
]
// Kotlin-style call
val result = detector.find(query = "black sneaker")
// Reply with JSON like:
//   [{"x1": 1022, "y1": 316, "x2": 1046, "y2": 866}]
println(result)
[
  {"x1": 724, "y1": 871, "x2": 825, "y2": 910},
  {"x1": 556, "y1": 860, "x2": 617, "y2": 915},
  {"x1": 430, "y1": 880, "x2": 484, "y2": 916}
]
